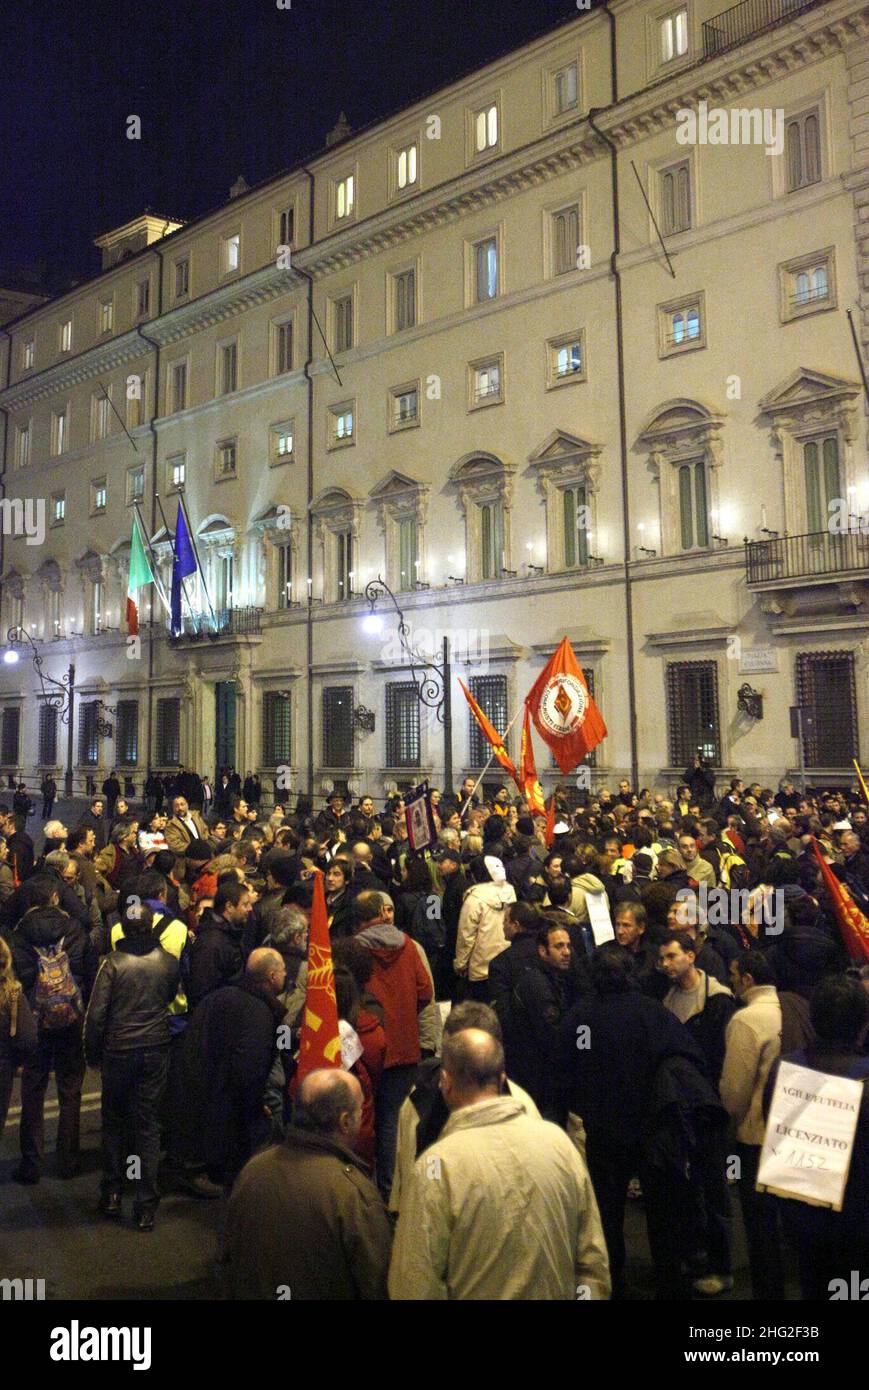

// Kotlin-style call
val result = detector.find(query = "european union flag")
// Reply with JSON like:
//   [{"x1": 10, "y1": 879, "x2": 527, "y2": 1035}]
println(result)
[{"x1": 170, "y1": 503, "x2": 197, "y2": 636}]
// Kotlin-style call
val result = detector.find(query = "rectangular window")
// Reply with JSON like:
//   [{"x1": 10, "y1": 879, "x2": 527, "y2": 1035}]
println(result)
[
  {"x1": 137, "y1": 279, "x2": 150, "y2": 316},
  {"x1": 803, "y1": 436, "x2": 840, "y2": 534},
  {"x1": 276, "y1": 544, "x2": 293, "y2": 609},
  {"x1": 1, "y1": 708, "x2": 21, "y2": 766},
  {"x1": 474, "y1": 103, "x2": 498, "y2": 153},
  {"x1": 329, "y1": 405, "x2": 354, "y2": 446},
  {"x1": 554, "y1": 63, "x2": 578, "y2": 114},
  {"x1": 468, "y1": 675, "x2": 508, "y2": 766},
  {"x1": 156, "y1": 697, "x2": 181, "y2": 765},
  {"x1": 334, "y1": 296, "x2": 353, "y2": 352},
  {"x1": 393, "y1": 269, "x2": 416, "y2": 331},
  {"x1": 99, "y1": 300, "x2": 113, "y2": 334},
  {"x1": 660, "y1": 6, "x2": 689, "y2": 63},
  {"x1": 548, "y1": 333, "x2": 585, "y2": 387},
  {"x1": 786, "y1": 110, "x2": 821, "y2": 192},
  {"x1": 678, "y1": 460, "x2": 710, "y2": 549},
  {"x1": 127, "y1": 466, "x2": 145, "y2": 504},
  {"x1": 216, "y1": 440, "x2": 237, "y2": 478},
  {"x1": 78, "y1": 701, "x2": 100, "y2": 766},
  {"x1": 126, "y1": 375, "x2": 145, "y2": 430},
  {"x1": 780, "y1": 248, "x2": 835, "y2": 323},
  {"x1": 22, "y1": 340, "x2": 34, "y2": 370},
  {"x1": 116, "y1": 700, "x2": 139, "y2": 766},
  {"x1": 398, "y1": 517, "x2": 419, "y2": 589},
  {"x1": 390, "y1": 385, "x2": 419, "y2": 430},
  {"x1": 174, "y1": 259, "x2": 189, "y2": 298},
  {"x1": 59, "y1": 319, "x2": 72, "y2": 353},
  {"x1": 386, "y1": 682, "x2": 421, "y2": 767},
  {"x1": 51, "y1": 493, "x2": 65, "y2": 526},
  {"x1": 167, "y1": 454, "x2": 186, "y2": 491},
  {"x1": 666, "y1": 660, "x2": 720, "y2": 766},
  {"x1": 552, "y1": 205, "x2": 580, "y2": 276},
  {"x1": 471, "y1": 357, "x2": 502, "y2": 406},
  {"x1": 47, "y1": 589, "x2": 61, "y2": 638},
  {"x1": 51, "y1": 409, "x2": 67, "y2": 455},
  {"x1": 38, "y1": 704, "x2": 58, "y2": 766},
  {"x1": 659, "y1": 293, "x2": 705, "y2": 356},
  {"x1": 214, "y1": 553, "x2": 234, "y2": 612},
  {"x1": 796, "y1": 651, "x2": 858, "y2": 768},
  {"x1": 396, "y1": 143, "x2": 418, "y2": 190},
  {"x1": 323, "y1": 686, "x2": 354, "y2": 767},
  {"x1": 474, "y1": 237, "x2": 498, "y2": 302},
  {"x1": 660, "y1": 161, "x2": 691, "y2": 236},
  {"x1": 92, "y1": 391, "x2": 110, "y2": 441},
  {"x1": 90, "y1": 579, "x2": 103, "y2": 635},
  {"x1": 15, "y1": 424, "x2": 30, "y2": 469},
  {"x1": 279, "y1": 207, "x2": 295, "y2": 246},
  {"x1": 171, "y1": 361, "x2": 187, "y2": 413},
  {"x1": 563, "y1": 486, "x2": 590, "y2": 568},
  {"x1": 480, "y1": 501, "x2": 504, "y2": 580},
  {"x1": 336, "y1": 531, "x2": 353, "y2": 601},
  {"x1": 91, "y1": 478, "x2": 107, "y2": 515},
  {"x1": 219, "y1": 342, "x2": 238, "y2": 395},
  {"x1": 275, "y1": 320, "x2": 293, "y2": 373},
  {"x1": 336, "y1": 176, "x2": 354, "y2": 220},
  {"x1": 223, "y1": 233, "x2": 240, "y2": 273},
  {"x1": 263, "y1": 690, "x2": 292, "y2": 765},
  {"x1": 272, "y1": 422, "x2": 295, "y2": 463}
]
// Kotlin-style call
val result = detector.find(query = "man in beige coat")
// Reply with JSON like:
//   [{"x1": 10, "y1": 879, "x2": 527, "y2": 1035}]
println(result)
[
  {"x1": 165, "y1": 797, "x2": 210, "y2": 855},
  {"x1": 389, "y1": 1029, "x2": 610, "y2": 1300}
]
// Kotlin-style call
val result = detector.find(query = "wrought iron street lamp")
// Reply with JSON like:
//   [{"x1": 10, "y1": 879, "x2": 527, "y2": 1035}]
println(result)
[
  {"x1": 362, "y1": 576, "x2": 453, "y2": 793},
  {"x1": 5, "y1": 626, "x2": 77, "y2": 797}
]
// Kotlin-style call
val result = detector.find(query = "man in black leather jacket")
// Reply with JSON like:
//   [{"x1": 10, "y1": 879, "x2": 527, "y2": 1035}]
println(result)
[{"x1": 84, "y1": 903, "x2": 180, "y2": 1230}]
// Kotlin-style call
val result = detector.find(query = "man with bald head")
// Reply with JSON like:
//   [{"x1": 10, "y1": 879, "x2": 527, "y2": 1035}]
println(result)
[
  {"x1": 389, "y1": 1029, "x2": 610, "y2": 1300},
  {"x1": 224, "y1": 1068, "x2": 392, "y2": 1300}
]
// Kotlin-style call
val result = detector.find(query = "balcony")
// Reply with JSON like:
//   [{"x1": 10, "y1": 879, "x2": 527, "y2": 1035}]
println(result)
[
  {"x1": 167, "y1": 605, "x2": 263, "y2": 645},
  {"x1": 746, "y1": 531, "x2": 869, "y2": 588},
  {"x1": 703, "y1": 0, "x2": 820, "y2": 59}
]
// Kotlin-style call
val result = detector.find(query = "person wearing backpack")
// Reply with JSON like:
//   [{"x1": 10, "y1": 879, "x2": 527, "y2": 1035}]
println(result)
[
  {"x1": 10, "y1": 876, "x2": 92, "y2": 1183},
  {"x1": 0, "y1": 936, "x2": 38, "y2": 1139}
]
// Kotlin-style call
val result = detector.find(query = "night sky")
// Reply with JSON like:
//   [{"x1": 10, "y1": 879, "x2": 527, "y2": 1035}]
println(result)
[{"x1": 2, "y1": 0, "x2": 597, "y2": 292}]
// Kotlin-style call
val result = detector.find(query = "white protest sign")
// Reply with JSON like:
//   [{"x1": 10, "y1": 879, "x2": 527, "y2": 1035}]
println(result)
[
  {"x1": 585, "y1": 890, "x2": 614, "y2": 946},
  {"x1": 757, "y1": 1059, "x2": 863, "y2": 1210},
  {"x1": 338, "y1": 1018, "x2": 363, "y2": 1072}
]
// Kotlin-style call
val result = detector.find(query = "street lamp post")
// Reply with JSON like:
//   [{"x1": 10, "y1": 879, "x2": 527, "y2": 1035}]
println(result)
[
  {"x1": 362, "y1": 577, "x2": 453, "y2": 794},
  {"x1": 4, "y1": 627, "x2": 76, "y2": 797}
]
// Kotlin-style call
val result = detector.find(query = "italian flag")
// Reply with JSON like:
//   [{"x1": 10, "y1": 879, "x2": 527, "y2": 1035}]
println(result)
[{"x1": 126, "y1": 514, "x2": 154, "y2": 636}]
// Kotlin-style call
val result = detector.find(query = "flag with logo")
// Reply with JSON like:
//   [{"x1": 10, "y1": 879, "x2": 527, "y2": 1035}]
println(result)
[
  {"x1": 520, "y1": 706, "x2": 546, "y2": 817},
  {"x1": 525, "y1": 637, "x2": 607, "y2": 774},
  {"x1": 294, "y1": 870, "x2": 343, "y2": 1087},
  {"x1": 458, "y1": 678, "x2": 520, "y2": 786},
  {"x1": 170, "y1": 503, "x2": 197, "y2": 637},
  {"x1": 811, "y1": 837, "x2": 869, "y2": 964},
  {"x1": 126, "y1": 514, "x2": 154, "y2": 637}
]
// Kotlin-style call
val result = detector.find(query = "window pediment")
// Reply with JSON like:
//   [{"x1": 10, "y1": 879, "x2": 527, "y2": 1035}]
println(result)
[
  {"x1": 528, "y1": 430, "x2": 601, "y2": 493},
  {"x1": 638, "y1": 399, "x2": 725, "y2": 471},
  {"x1": 74, "y1": 549, "x2": 105, "y2": 583},
  {"x1": 450, "y1": 453, "x2": 513, "y2": 508}
]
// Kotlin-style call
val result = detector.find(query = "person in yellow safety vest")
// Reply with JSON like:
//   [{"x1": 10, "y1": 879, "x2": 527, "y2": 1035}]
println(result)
[{"x1": 110, "y1": 873, "x2": 189, "y2": 1026}]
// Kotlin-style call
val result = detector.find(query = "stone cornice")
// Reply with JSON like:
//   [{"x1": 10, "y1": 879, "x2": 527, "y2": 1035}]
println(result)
[
  {"x1": 0, "y1": 331, "x2": 152, "y2": 410},
  {"x1": 143, "y1": 264, "x2": 302, "y2": 347}
]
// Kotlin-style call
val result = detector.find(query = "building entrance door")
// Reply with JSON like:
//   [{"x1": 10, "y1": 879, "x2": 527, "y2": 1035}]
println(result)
[{"x1": 215, "y1": 681, "x2": 237, "y2": 773}]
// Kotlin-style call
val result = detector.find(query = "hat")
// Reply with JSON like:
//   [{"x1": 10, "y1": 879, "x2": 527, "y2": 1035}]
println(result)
[
  {"x1": 434, "y1": 845, "x2": 462, "y2": 865},
  {"x1": 185, "y1": 839, "x2": 213, "y2": 862},
  {"x1": 553, "y1": 820, "x2": 570, "y2": 835},
  {"x1": 516, "y1": 816, "x2": 535, "y2": 837},
  {"x1": 833, "y1": 820, "x2": 853, "y2": 831},
  {"x1": 632, "y1": 851, "x2": 654, "y2": 876}
]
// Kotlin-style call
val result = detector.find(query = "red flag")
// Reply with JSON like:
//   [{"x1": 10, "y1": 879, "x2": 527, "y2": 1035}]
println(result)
[
  {"x1": 810, "y1": 838, "x2": 869, "y2": 964},
  {"x1": 525, "y1": 637, "x2": 607, "y2": 774},
  {"x1": 544, "y1": 795, "x2": 556, "y2": 848},
  {"x1": 520, "y1": 706, "x2": 546, "y2": 817},
  {"x1": 126, "y1": 597, "x2": 139, "y2": 637},
  {"x1": 458, "y1": 679, "x2": 520, "y2": 786},
  {"x1": 294, "y1": 871, "x2": 343, "y2": 1085}
]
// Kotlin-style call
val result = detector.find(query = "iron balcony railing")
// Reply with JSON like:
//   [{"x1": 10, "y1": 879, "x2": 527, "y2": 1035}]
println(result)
[
  {"x1": 745, "y1": 531, "x2": 869, "y2": 584},
  {"x1": 168, "y1": 605, "x2": 263, "y2": 641},
  {"x1": 703, "y1": 0, "x2": 818, "y2": 59}
]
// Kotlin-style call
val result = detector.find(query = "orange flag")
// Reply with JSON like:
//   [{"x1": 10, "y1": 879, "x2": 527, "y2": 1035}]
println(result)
[
  {"x1": 520, "y1": 706, "x2": 546, "y2": 817},
  {"x1": 544, "y1": 795, "x2": 556, "y2": 848},
  {"x1": 294, "y1": 870, "x2": 343, "y2": 1086},
  {"x1": 525, "y1": 637, "x2": 607, "y2": 774},
  {"x1": 458, "y1": 678, "x2": 520, "y2": 786},
  {"x1": 811, "y1": 837, "x2": 869, "y2": 964}
]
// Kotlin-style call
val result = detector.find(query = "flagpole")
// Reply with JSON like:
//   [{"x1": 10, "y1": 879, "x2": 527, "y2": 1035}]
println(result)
[
  {"x1": 459, "y1": 705, "x2": 524, "y2": 821},
  {"x1": 132, "y1": 504, "x2": 171, "y2": 616},
  {"x1": 177, "y1": 490, "x2": 219, "y2": 631},
  {"x1": 155, "y1": 492, "x2": 199, "y2": 634},
  {"x1": 853, "y1": 759, "x2": 869, "y2": 807}
]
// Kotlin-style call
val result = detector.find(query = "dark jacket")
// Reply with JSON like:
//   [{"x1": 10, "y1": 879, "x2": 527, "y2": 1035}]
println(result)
[
  {"x1": 597, "y1": 938, "x2": 668, "y2": 1001},
  {"x1": 643, "y1": 1052, "x2": 728, "y2": 1180},
  {"x1": 178, "y1": 977, "x2": 287, "y2": 1180},
  {"x1": 0, "y1": 985, "x2": 38, "y2": 1072},
  {"x1": 84, "y1": 935, "x2": 179, "y2": 1061},
  {"x1": 76, "y1": 810, "x2": 107, "y2": 853},
  {"x1": 10, "y1": 905, "x2": 92, "y2": 1003},
  {"x1": 326, "y1": 890, "x2": 354, "y2": 942},
  {"x1": 509, "y1": 956, "x2": 583, "y2": 1115},
  {"x1": 101, "y1": 777, "x2": 120, "y2": 803},
  {"x1": 187, "y1": 910, "x2": 245, "y2": 1009},
  {"x1": 5, "y1": 830, "x2": 34, "y2": 883},
  {"x1": 225, "y1": 1126, "x2": 391, "y2": 1299},
  {"x1": 685, "y1": 763, "x2": 715, "y2": 807},
  {"x1": 489, "y1": 931, "x2": 539, "y2": 1038},
  {"x1": 674, "y1": 976, "x2": 739, "y2": 1087}
]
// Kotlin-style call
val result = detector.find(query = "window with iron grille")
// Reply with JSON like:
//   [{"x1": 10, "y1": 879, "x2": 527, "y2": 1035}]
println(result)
[
  {"x1": 323, "y1": 686, "x2": 354, "y2": 767},
  {"x1": 468, "y1": 675, "x2": 508, "y2": 767},
  {"x1": 1, "y1": 708, "x2": 20, "y2": 766},
  {"x1": 386, "y1": 683, "x2": 421, "y2": 768},
  {"x1": 550, "y1": 669, "x2": 598, "y2": 768},
  {"x1": 156, "y1": 698, "x2": 181, "y2": 766},
  {"x1": 78, "y1": 701, "x2": 100, "y2": 766},
  {"x1": 666, "y1": 661, "x2": 721, "y2": 766},
  {"x1": 796, "y1": 651, "x2": 858, "y2": 768},
  {"x1": 38, "y1": 704, "x2": 58, "y2": 766},
  {"x1": 116, "y1": 700, "x2": 139, "y2": 766},
  {"x1": 263, "y1": 691, "x2": 292, "y2": 765}
]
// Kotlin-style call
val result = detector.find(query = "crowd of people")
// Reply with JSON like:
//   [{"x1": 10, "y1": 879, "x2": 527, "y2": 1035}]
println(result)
[{"x1": 0, "y1": 762, "x2": 868, "y2": 1300}]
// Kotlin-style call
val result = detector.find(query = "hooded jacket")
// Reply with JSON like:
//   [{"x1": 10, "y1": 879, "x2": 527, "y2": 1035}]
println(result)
[
  {"x1": 187, "y1": 909, "x2": 245, "y2": 1009},
  {"x1": 11, "y1": 905, "x2": 92, "y2": 1003},
  {"x1": 455, "y1": 880, "x2": 516, "y2": 981},
  {"x1": 355, "y1": 923, "x2": 433, "y2": 1067},
  {"x1": 388, "y1": 1097, "x2": 610, "y2": 1301}
]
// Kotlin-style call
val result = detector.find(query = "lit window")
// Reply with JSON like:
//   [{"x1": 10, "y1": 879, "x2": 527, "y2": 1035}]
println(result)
[
  {"x1": 99, "y1": 300, "x2": 114, "y2": 334},
  {"x1": 471, "y1": 357, "x2": 503, "y2": 407},
  {"x1": 51, "y1": 410, "x2": 67, "y2": 456},
  {"x1": 52, "y1": 493, "x2": 65, "y2": 525},
  {"x1": 336, "y1": 176, "x2": 354, "y2": 220},
  {"x1": 277, "y1": 544, "x2": 293, "y2": 609},
  {"x1": 396, "y1": 144, "x2": 418, "y2": 189},
  {"x1": 660, "y1": 7, "x2": 688, "y2": 63},
  {"x1": 474, "y1": 104, "x2": 498, "y2": 153},
  {"x1": 16, "y1": 424, "x2": 30, "y2": 469},
  {"x1": 272, "y1": 423, "x2": 295, "y2": 463},
  {"x1": 474, "y1": 237, "x2": 498, "y2": 302},
  {"x1": 223, "y1": 234, "x2": 240, "y2": 273},
  {"x1": 330, "y1": 406, "x2": 354, "y2": 445},
  {"x1": 127, "y1": 466, "x2": 145, "y2": 504},
  {"x1": 92, "y1": 391, "x2": 111, "y2": 441},
  {"x1": 168, "y1": 454, "x2": 186, "y2": 490},
  {"x1": 555, "y1": 341, "x2": 583, "y2": 379},
  {"x1": 672, "y1": 308, "x2": 700, "y2": 344},
  {"x1": 91, "y1": 479, "x2": 107, "y2": 514},
  {"x1": 336, "y1": 531, "x2": 353, "y2": 601},
  {"x1": 217, "y1": 441, "x2": 237, "y2": 477},
  {"x1": 554, "y1": 63, "x2": 578, "y2": 114},
  {"x1": 659, "y1": 294, "x2": 705, "y2": 356},
  {"x1": 59, "y1": 319, "x2": 72, "y2": 353},
  {"x1": 391, "y1": 386, "x2": 418, "y2": 428},
  {"x1": 22, "y1": 340, "x2": 34, "y2": 370}
]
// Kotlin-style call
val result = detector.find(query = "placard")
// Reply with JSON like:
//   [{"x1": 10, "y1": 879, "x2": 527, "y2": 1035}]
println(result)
[
  {"x1": 757, "y1": 1059, "x2": 863, "y2": 1210},
  {"x1": 584, "y1": 889, "x2": 614, "y2": 946}
]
